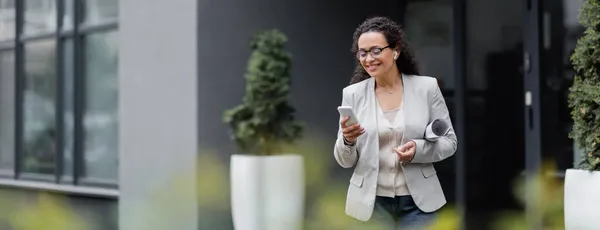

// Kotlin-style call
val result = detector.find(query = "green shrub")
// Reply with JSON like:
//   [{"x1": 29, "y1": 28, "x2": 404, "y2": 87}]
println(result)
[
  {"x1": 223, "y1": 29, "x2": 303, "y2": 155},
  {"x1": 568, "y1": 0, "x2": 600, "y2": 171}
]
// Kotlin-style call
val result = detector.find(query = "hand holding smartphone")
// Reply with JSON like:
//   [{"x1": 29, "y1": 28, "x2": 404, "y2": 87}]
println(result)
[
  {"x1": 337, "y1": 106, "x2": 360, "y2": 126},
  {"x1": 337, "y1": 106, "x2": 365, "y2": 144}
]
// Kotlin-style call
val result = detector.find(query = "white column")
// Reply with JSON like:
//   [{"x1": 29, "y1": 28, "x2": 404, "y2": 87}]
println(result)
[{"x1": 118, "y1": 0, "x2": 198, "y2": 230}]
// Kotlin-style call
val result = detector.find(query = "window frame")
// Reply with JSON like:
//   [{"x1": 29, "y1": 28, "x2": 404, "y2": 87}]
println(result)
[{"x1": 0, "y1": 0, "x2": 118, "y2": 195}]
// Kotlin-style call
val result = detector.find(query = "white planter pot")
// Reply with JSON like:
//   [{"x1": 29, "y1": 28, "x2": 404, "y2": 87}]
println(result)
[
  {"x1": 230, "y1": 154, "x2": 305, "y2": 230},
  {"x1": 564, "y1": 169, "x2": 600, "y2": 230}
]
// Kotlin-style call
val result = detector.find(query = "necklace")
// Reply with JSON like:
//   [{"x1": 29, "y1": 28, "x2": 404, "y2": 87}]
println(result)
[
  {"x1": 376, "y1": 74, "x2": 402, "y2": 94},
  {"x1": 377, "y1": 84, "x2": 395, "y2": 94}
]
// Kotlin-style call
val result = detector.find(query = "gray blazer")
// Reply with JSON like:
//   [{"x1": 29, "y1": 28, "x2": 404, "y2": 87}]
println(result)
[{"x1": 333, "y1": 74, "x2": 458, "y2": 222}]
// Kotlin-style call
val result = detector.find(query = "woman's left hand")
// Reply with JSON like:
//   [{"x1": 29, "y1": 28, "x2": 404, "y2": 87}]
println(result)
[{"x1": 394, "y1": 141, "x2": 416, "y2": 163}]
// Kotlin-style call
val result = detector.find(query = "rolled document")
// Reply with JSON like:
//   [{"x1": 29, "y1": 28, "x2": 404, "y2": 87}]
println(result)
[{"x1": 424, "y1": 119, "x2": 451, "y2": 141}]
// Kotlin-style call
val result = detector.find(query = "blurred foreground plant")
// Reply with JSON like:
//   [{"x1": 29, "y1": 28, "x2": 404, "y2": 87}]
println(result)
[
  {"x1": 124, "y1": 150, "x2": 232, "y2": 230},
  {"x1": 426, "y1": 205, "x2": 462, "y2": 230},
  {"x1": 491, "y1": 160, "x2": 565, "y2": 230},
  {"x1": 3, "y1": 193, "x2": 90, "y2": 230},
  {"x1": 3, "y1": 133, "x2": 565, "y2": 230}
]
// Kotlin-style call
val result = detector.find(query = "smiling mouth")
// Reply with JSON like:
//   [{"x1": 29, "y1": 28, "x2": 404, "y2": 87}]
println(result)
[{"x1": 366, "y1": 64, "x2": 380, "y2": 71}]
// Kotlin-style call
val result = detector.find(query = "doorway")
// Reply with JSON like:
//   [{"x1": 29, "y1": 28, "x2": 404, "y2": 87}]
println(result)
[{"x1": 462, "y1": 0, "x2": 526, "y2": 227}]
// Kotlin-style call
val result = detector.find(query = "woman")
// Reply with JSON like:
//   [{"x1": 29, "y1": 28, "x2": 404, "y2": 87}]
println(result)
[{"x1": 333, "y1": 16, "x2": 457, "y2": 229}]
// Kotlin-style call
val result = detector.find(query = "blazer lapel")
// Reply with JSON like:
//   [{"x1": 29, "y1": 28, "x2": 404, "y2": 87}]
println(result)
[
  {"x1": 366, "y1": 78, "x2": 380, "y2": 157},
  {"x1": 367, "y1": 77, "x2": 379, "y2": 130},
  {"x1": 400, "y1": 74, "x2": 411, "y2": 144}
]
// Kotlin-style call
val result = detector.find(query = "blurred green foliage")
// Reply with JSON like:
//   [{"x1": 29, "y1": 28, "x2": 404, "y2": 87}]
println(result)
[
  {"x1": 568, "y1": 0, "x2": 600, "y2": 171},
  {"x1": 0, "y1": 191, "x2": 90, "y2": 230},
  {"x1": 490, "y1": 160, "x2": 565, "y2": 230},
  {"x1": 0, "y1": 133, "x2": 566, "y2": 230}
]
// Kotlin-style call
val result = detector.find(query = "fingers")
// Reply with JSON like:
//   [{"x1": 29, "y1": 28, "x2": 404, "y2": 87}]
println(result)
[
  {"x1": 342, "y1": 123, "x2": 364, "y2": 143},
  {"x1": 398, "y1": 141, "x2": 415, "y2": 152},
  {"x1": 347, "y1": 126, "x2": 365, "y2": 137},
  {"x1": 398, "y1": 145, "x2": 407, "y2": 152},
  {"x1": 395, "y1": 144, "x2": 416, "y2": 163},
  {"x1": 340, "y1": 116, "x2": 366, "y2": 143},
  {"x1": 344, "y1": 129, "x2": 364, "y2": 141},
  {"x1": 394, "y1": 148, "x2": 410, "y2": 162},
  {"x1": 340, "y1": 116, "x2": 349, "y2": 127},
  {"x1": 393, "y1": 147, "x2": 404, "y2": 155},
  {"x1": 342, "y1": 123, "x2": 361, "y2": 134},
  {"x1": 394, "y1": 148, "x2": 406, "y2": 161}
]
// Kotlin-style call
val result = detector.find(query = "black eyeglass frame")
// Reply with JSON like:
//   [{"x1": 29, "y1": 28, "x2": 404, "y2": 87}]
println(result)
[{"x1": 355, "y1": 45, "x2": 391, "y2": 60}]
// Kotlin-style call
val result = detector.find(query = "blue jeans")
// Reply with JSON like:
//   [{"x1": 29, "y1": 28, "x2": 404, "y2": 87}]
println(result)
[{"x1": 370, "y1": 195, "x2": 437, "y2": 230}]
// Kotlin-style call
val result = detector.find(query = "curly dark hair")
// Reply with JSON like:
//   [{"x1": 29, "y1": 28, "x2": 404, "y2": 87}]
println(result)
[{"x1": 350, "y1": 16, "x2": 420, "y2": 85}]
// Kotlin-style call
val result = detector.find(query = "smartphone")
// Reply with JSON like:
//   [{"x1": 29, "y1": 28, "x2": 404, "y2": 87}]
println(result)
[{"x1": 337, "y1": 106, "x2": 360, "y2": 126}]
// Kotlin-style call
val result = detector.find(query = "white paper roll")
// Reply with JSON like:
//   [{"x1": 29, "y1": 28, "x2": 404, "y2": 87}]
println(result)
[{"x1": 424, "y1": 119, "x2": 450, "y2": 141}]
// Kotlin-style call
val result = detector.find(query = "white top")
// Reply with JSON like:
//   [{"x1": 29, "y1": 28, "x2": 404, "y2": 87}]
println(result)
[{"x1": 376, "y1": 103, "x2": 410, "y2": 197}]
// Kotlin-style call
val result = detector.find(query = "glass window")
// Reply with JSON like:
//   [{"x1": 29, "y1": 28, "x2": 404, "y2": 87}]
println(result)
[
  {"x1": 83, "y1": 31, "x2": 118, "y2": 181},
  {"x1": 0, "y1": 50, "x2": 15, "y2": 172},
  {"x1": 83, "y1": 0, "x2": 118, "y2": 26},
  {"x1": 0, "y1": 0, "x2": 16, "y2": 41},
  {"x1": 22, "y1": 39, "x2": 57, "y2": 174},
  {"x1": 405, "y1": 0, "x2": 455, "y2": 90},
  {"x1": 63, "y1": 39, "x2": 74, "y2": 178},
  {"x1": 24, "y1": 0, "x2": 57, "y2": 36},
  {"x1": 62, "y1": 0, "x2": 74, "y2": 30},
  {"x1": 3, "y1": 0, "x2": 118, "y2": 187}
]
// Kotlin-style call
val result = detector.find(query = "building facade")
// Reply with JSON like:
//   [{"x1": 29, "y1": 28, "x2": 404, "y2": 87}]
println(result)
[
  {"x1": 0, "y1": 0, "x2": 584, "y2": 229},
  {"x1": 0, "y1": 0, "x2": 119, "y2": 229}
]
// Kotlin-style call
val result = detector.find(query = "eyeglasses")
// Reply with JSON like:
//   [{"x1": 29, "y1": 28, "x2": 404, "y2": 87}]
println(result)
[{"x1": 356, "y1": 46, "x2": 390, "y2": 60}]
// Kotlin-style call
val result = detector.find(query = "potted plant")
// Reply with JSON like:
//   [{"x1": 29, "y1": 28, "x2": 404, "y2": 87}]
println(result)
[
  {"x1": 223, "y1": 29, "x2": 305, "y2": 230},
  {"x1": 564, "y1": 1, "x2": 600, "y2": 229}
]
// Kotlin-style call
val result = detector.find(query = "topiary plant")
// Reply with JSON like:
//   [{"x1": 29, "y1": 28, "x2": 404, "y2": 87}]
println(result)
[
  {"x1": 568, "y1": 0, "x2": 600, "y2": 171},
  {"x1": 223, "y1": 29, "x2": 303, "y2": 156}
]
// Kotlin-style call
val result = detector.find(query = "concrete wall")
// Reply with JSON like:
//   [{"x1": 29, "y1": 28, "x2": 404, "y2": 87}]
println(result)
[{"x1": 119, "y1": 0, "x2": 199, "y2": 230}]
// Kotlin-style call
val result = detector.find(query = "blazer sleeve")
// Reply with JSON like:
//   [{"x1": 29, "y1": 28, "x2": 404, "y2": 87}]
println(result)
[
  {"x1": 333, "y1": 88, "x2": 359, "y2": 168},
  {"x1": 409, "y1": 80, "x2": 458, "y2": 163}
]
